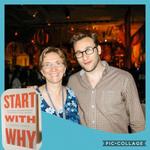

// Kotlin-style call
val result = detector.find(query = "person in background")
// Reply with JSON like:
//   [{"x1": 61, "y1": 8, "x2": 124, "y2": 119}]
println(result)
[
  {"x1": 35, "y1": 46, "x2": 80, "y2": 124},
  {"x1": 68, "y1": 31, "x2": 145, "y2": 133},
  {"x1": 11, "y1": 66, "x2": 22, "y2": 88},
  {"x1": 5, "y1": 61, "x2": 11, "y2": 89}
]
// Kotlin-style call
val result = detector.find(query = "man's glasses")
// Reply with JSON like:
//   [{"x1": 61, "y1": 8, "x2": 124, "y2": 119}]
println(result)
[{"x1": 75, "y1": 46, "x2": 97, "y2": 58}]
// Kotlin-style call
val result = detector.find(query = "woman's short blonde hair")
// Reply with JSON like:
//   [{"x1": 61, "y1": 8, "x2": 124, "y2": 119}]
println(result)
[{"x1": 39, "y1": 46, "x2": 67, "y2": 70}]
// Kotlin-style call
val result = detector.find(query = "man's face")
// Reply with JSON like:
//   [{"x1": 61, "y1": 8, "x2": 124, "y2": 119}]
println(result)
[{"x1": 74, "y1": 37, "x2": 101, "y2": 72}]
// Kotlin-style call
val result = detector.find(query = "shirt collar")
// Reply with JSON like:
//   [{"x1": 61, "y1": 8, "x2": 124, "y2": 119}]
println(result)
[{"x1": 101, "y1": 60, "x2": 109, "y2": 76}]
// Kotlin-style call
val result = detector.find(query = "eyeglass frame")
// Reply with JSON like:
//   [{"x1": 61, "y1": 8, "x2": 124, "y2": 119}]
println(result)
[
  {"x1": 74, "y1": 46, "x2": 98, "y2": 58},
  {"x1": 42, "y1": 61, "x2": 65, "y2": 69}
]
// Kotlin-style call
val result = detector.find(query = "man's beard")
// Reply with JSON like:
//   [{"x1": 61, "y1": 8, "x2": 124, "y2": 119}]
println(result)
[{"x1": 81, "y1": 58, "x2": 100, "y2": 72}]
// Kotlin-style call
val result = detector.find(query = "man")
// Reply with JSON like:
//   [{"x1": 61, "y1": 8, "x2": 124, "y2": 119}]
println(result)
[{"x1": 68, "y1": 31, "x2": 145, "y2": 133}]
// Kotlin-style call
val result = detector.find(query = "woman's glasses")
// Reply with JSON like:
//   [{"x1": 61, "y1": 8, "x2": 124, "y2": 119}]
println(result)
[{"x1": 42, "y1": 61, "x2": 64, "y2": 69}]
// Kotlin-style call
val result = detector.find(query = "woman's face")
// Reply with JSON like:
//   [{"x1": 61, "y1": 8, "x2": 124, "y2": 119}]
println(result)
[{"x1": 41, "y1": 52, "x2": 66, "y2": 84}]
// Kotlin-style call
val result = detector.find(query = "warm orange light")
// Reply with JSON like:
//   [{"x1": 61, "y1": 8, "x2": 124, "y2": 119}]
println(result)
[
  {"x1": 14, "y1": 32, "x2": 18, "y2": 36},
  {"x1": 66, "y1": 15, "x2": 70, "y2": 20},
  {"x1": 71, "y1": 27, "x2": 74, "y2": 31},
  {"x1": 31, "y1": 40, "x2": 35, "y2": 44},
  {"x1": 47, "y1": 23, "x2": 51, "y2": 26}
]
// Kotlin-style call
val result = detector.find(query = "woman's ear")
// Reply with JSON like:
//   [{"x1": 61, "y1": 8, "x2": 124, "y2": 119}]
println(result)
[
  {"x1": 40, "y1": 70, "x2": 44, "y2": 77},
  {"x1": 63, "y1": 67, "x2": 66, "y2": 77},
  {"x1": 64, "y1": 67, "x2": 66, "y2": 74},
  {"x1": 40, "y1": 70, "x2": 46, "y2": 80}
]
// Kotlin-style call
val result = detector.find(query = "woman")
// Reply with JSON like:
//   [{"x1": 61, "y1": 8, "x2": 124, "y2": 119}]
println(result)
[{"x1": 35, "y1": 46, "x2": 80, "y2": 124}]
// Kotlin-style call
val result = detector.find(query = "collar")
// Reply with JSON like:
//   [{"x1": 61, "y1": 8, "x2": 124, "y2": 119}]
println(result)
[
  {"x1": 78, "y1": 60, "x2": 110, "y2": 88},
  {"x1": 101, "y1": 60, "x2": 109, "y2": 76}
]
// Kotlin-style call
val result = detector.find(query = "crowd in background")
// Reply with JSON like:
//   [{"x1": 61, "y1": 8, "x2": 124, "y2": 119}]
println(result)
[
  {"x1": 5, "y1": 64, "x2": 44, "y2": 89},
  {"x1": 5, "y1": 61, "x2": 81, "y2": 89},
  {"x1": 5, "y1": 61, "x2": 145, "y2": 104}
]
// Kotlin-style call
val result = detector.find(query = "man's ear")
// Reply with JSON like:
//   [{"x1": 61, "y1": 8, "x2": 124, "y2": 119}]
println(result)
[{"x1": 97, "y1": 45, "x2": 102, "y2": 55}]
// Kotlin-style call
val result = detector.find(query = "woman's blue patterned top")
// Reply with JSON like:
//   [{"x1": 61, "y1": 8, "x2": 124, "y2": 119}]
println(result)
[{"x1": 35, "y1": 86, "x2": 80, "y2": 124}]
